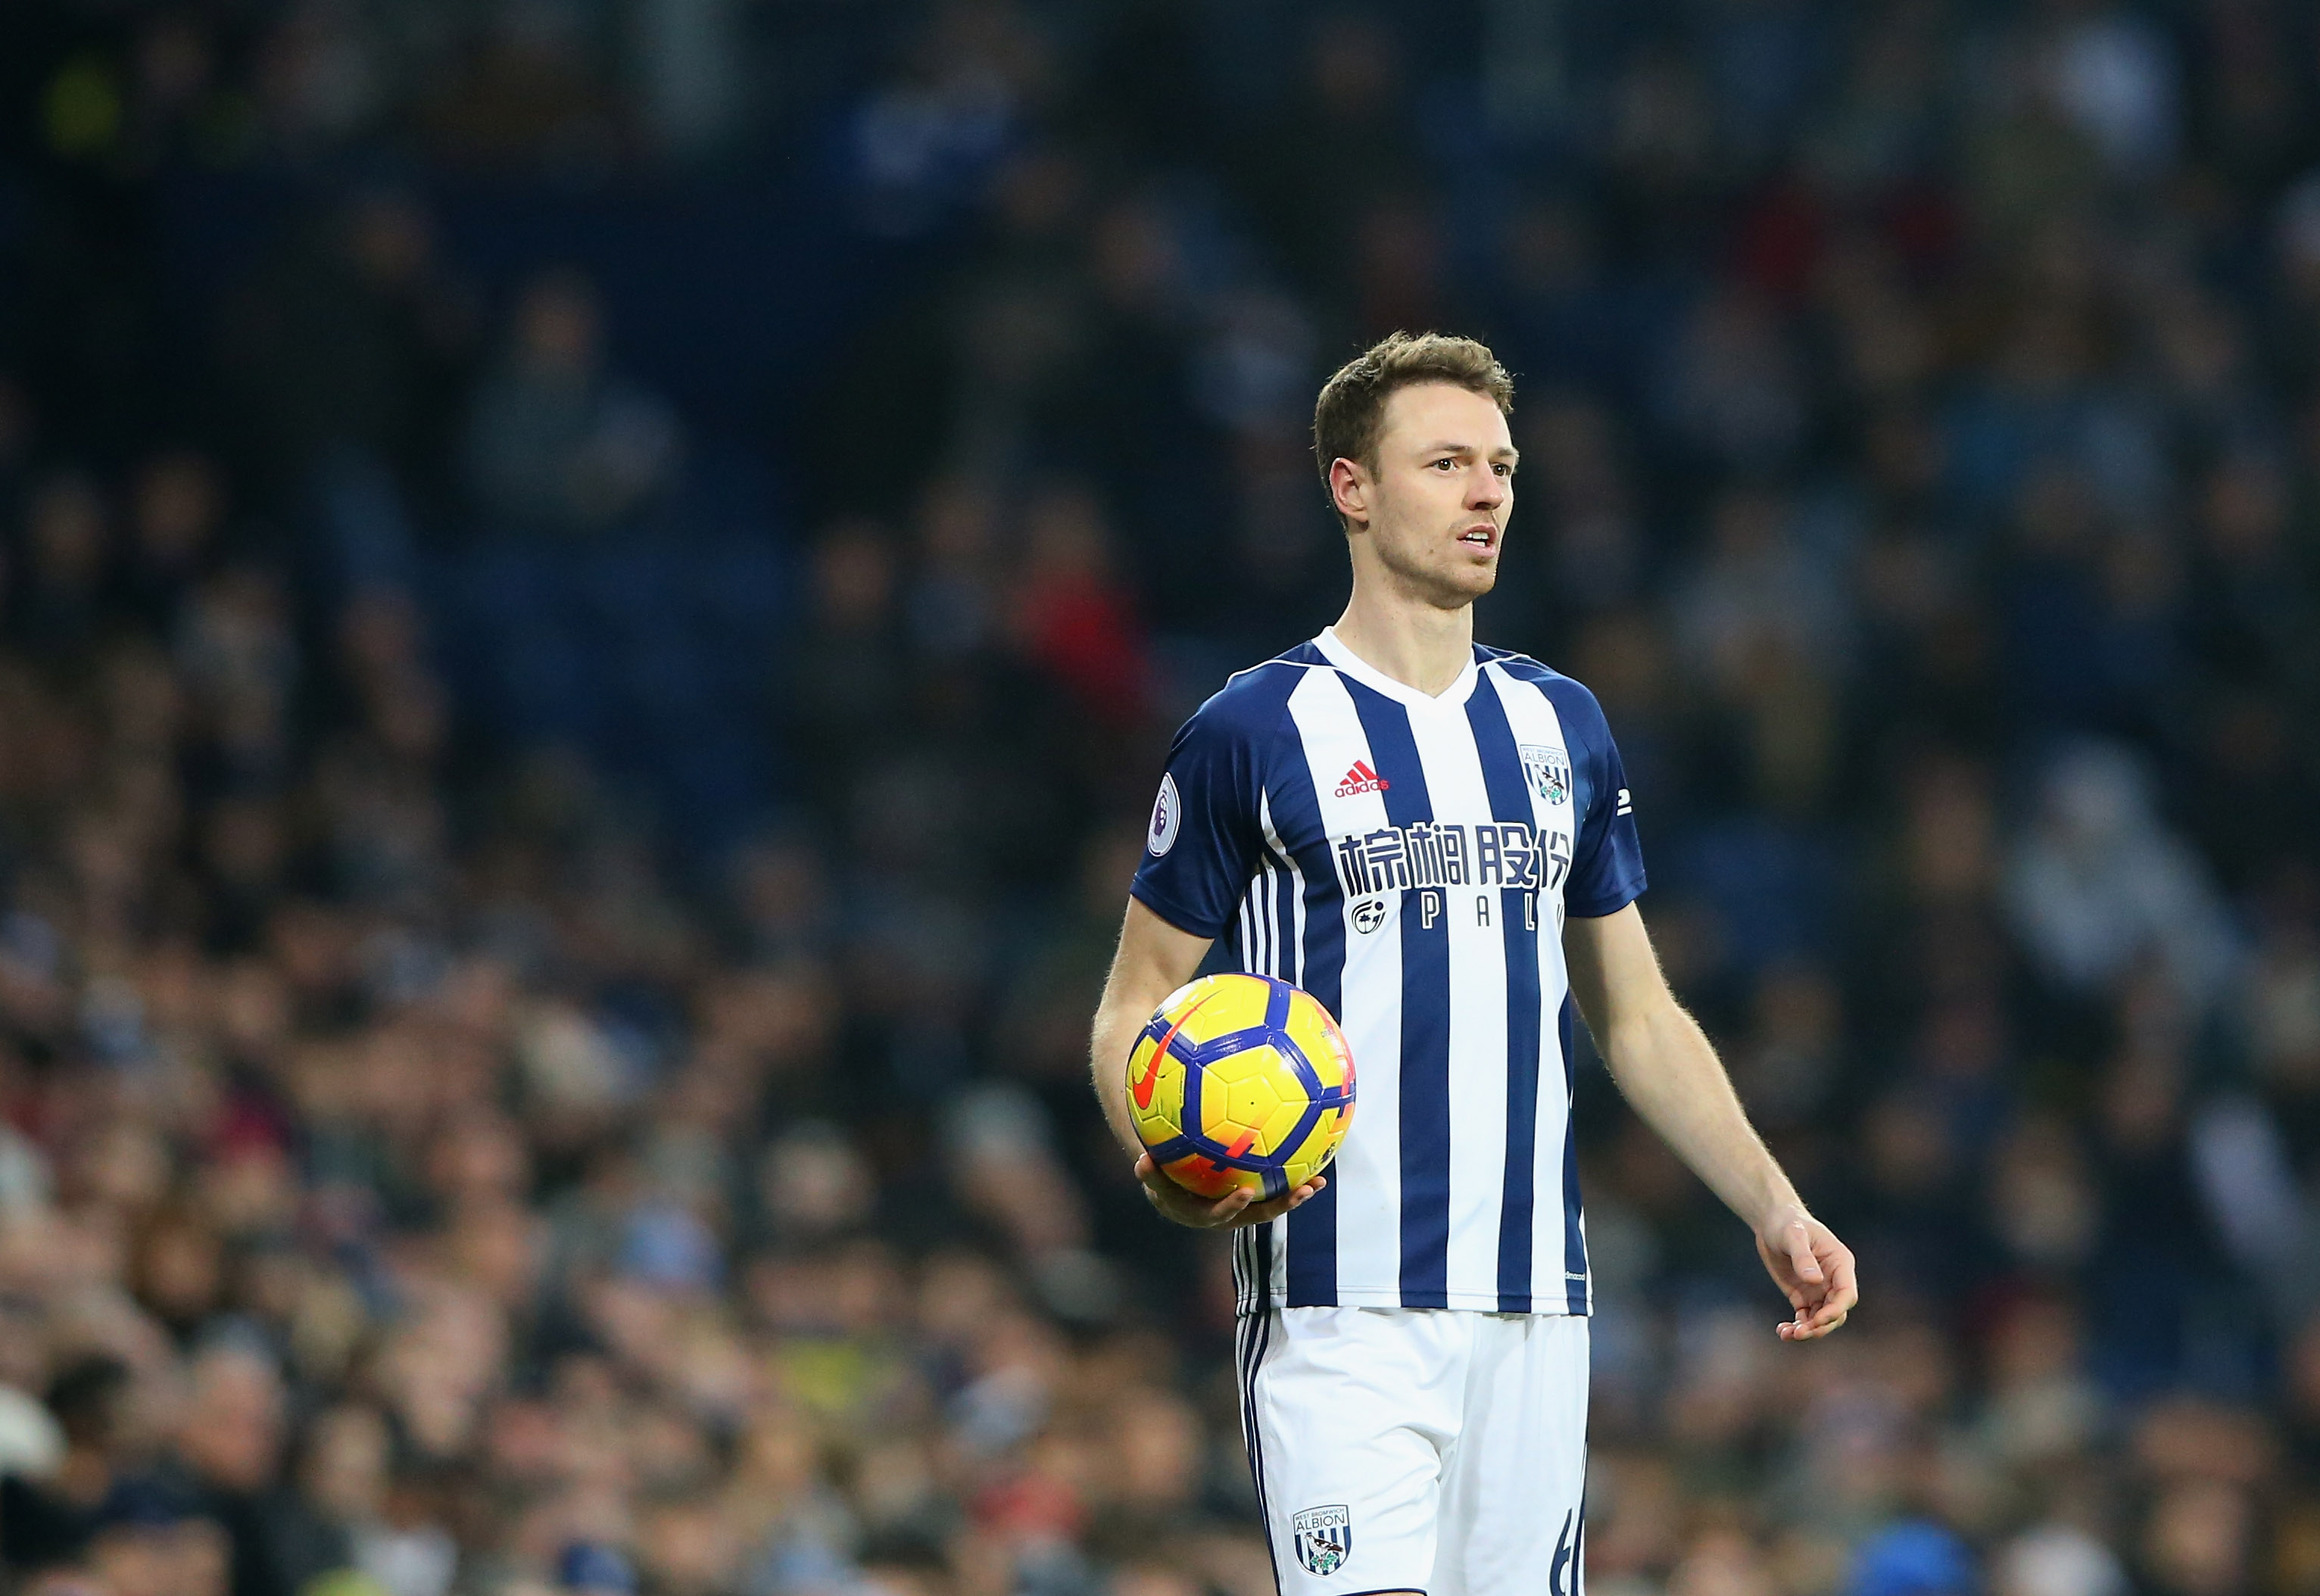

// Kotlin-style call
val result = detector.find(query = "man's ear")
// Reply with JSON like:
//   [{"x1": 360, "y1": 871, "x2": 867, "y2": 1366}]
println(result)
[{"x1": 1328, "y1": 457, "x2": 1370, "y2": 531}]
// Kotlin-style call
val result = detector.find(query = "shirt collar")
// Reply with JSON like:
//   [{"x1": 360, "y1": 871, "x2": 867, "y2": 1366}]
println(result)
[{"x1": 1314, "y1": 626, "x2": 1482, "y2": 709}]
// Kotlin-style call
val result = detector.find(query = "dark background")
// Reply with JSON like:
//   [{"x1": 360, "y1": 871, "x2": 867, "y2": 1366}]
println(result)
[{"x1": 0, "y1": 6, "x2": 2316, "y2": 1596}]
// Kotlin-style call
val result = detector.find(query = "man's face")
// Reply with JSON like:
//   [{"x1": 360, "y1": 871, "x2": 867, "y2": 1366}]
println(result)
[{"x1": 1342, "y1": 382, "x2": 1517, "y2": 608}]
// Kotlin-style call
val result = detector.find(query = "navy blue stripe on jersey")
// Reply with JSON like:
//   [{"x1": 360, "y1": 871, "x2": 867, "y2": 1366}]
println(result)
[
  {"x1": 1559, "y1": 993, "x2": 1588, "y2": 1312},
  {"x1": 1341, "y1": 678, "x2": 1453, "y2": 1311},
  {"x1": 1259, "y1": 836, "x2": 1299, "y2": 987},
  {"x1": 1467, "y1": 678, "x2": 1543, "y2": 1314},
  {"x1": 1268, "y1": 706, "x2": 1342, "y2": 1308}
]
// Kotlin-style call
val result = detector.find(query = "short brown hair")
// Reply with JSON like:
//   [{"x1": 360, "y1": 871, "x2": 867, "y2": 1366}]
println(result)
[{"x1": 1312, "y1": 332, "x2": 1515, "y2": 500}]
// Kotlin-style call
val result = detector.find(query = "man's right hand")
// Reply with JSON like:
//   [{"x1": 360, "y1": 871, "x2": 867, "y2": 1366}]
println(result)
[{"x1": 1136, "y1": 1153, "x2": 1326, "y2": 1230}]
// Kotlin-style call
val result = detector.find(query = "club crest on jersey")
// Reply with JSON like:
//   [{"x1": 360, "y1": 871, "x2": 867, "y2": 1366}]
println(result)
[
  {"x1": 1520, "y1": 743, "x2": 1571, "y2": 806},
  {"x1": 1293, "y1": 1505, "x2": 1353, "y2": 1576}
]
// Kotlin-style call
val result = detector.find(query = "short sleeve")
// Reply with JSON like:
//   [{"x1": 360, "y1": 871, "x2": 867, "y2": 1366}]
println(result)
[
  {"x1": 1561, "y1": 691, "x2": 1647, "y2": 918},
  {"x1": 1130, "y1": 702, "x2": 1265, "y2": 940}
]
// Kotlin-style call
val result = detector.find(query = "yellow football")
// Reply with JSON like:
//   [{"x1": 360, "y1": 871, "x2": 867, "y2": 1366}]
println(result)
[{"x1": 1126, "y1": 973, "x2": 1356, "y2": 1200}]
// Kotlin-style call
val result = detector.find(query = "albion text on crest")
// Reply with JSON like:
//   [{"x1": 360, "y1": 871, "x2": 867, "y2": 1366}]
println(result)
[
  {"x1": 1292, "y1": 1504, "x2": 1353, "y2": 1576},
  {"x1": 1520, "y1": 743, "x2": 1571, "y2": 806}
]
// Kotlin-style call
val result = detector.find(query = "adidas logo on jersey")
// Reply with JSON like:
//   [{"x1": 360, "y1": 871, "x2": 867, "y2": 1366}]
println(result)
[{"x1": 1336, "y1": 760, "x2": 1390, "y2": 797}]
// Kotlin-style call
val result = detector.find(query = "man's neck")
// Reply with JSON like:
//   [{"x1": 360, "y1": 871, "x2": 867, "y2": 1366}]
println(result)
[{"x1": 1330, "y1": 579, "x2": 1476, "y2": 698}]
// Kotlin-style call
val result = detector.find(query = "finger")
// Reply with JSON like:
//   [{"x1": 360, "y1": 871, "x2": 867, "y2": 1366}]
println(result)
[
  {"x1": 1226, "y1": 1175, "x2": 1327, "y2": 1230},
  {"x1": 1758, "y1": 1239, "x2": 1811, "y2": 1306},
  {"x1": 1804, "y1": 1288, "x2": 1854, "y2": 1329},
  {"x1": 1783, "y1": 1309, "x2": 1848, "y2": 1341},
  {"x1": 1205, "y1": 1188, "x2": 1255, "y2": 1221},
  {"x1": 1137, "y1": 1157, "x2": 1235, "y2": 1206},
  {"x1": 1789, "y1": 1255, "x2": 1857, "y2": 1331},
  {"x1": 1136, "y1": 1161, "x2": 1233, "y2": 1223},
  {"x1": 1824, "y1": 1248, "x2": 1859, "y2": 1312},
  {"x1": 1778, "y1": 1301, "x2": 1850, "y2": 1340},
  {"x1": 1785, "y1": 1222, "x2": 1824, "y2": 1285},
  {"x1": 1243, "y1": 1189, "x2": 1301, "y2": 1223},
  {"x1": 1756, "y1": 1236, "x2": 1806, "y2": 1301}
]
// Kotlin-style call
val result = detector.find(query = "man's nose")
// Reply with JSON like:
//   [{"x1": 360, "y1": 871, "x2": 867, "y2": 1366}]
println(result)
[{"x1": 1468, "y1": 468, "x2": 1505, "y2": 510}]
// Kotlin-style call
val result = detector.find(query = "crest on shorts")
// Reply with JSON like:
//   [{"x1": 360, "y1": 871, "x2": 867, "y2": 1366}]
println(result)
[
  {"x1": 1293, "y1": 1504, "x2": 1353, "y2": 1576},
  {"x1": 1520, "y1": 743, "x2": 1571, "y2": 806}
]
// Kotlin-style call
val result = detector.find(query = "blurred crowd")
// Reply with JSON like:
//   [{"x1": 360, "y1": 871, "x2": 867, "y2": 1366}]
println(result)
[{"x1": 5, "y1": 5, "x2": 2320, "y2": 1596}]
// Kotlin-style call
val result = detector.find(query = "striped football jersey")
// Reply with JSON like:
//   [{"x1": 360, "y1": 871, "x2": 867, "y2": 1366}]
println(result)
[{"x1": 1130, "y1": 628, "x2": 1647, "y2": 1315}]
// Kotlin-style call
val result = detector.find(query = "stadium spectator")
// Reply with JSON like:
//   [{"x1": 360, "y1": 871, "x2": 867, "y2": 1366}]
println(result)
[
  {"x1": 1, "y1": 5, "x2": 2318, "y2": 1596},
  {"x1": 463, "y1": 271, "x2": 681, "y2": 536}
]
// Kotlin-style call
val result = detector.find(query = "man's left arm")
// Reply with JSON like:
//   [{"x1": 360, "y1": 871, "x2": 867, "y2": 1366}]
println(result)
[{"x1": 1564, "y1": 902, "x2": 1858, "y2": 1341}]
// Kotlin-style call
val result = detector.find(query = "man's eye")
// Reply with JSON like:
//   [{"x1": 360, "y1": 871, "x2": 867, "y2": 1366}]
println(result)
[
  {"x1": 1433, "y1": 458, "x2": 1456, "y2": 470},
  {"x1": 1494, "y1": 463, "x2": 1512, "y2": 477}
]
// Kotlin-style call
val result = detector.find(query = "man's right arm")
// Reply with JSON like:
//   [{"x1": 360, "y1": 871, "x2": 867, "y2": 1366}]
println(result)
[
  {"x1": 1090, "y1": 897, "x2": 1327, "y2": 1230},
  {"x1": 1090, "y1": 896, "x2": 1211, "y2": 1156}
]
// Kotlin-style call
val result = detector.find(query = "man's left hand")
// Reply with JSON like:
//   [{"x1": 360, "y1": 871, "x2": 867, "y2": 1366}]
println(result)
[{"x1": 1754, "y1": 1205, "x2": 1857, "y2": 1341}]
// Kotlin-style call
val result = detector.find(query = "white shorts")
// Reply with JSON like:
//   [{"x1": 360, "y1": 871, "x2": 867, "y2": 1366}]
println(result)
[{"x1": 1236, "y1": 1307, "x2": 1589, "y2": 1596}]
